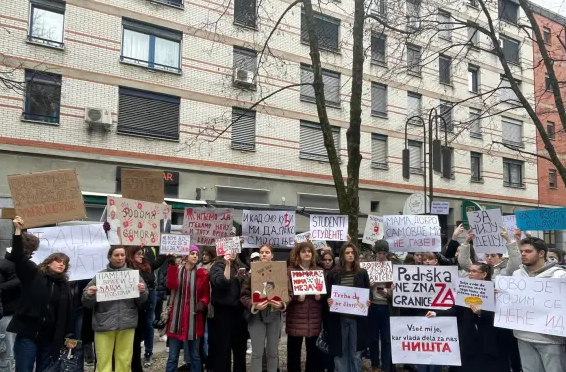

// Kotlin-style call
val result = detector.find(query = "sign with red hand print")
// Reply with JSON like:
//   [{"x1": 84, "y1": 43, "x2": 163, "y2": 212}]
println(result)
[
  {"x1": 291, "y1": 270, "x2": 327, "y2": 295},
  {"x1": 362, "y1": 215, "x2": 384, "y2": 245},
  {"x1": 106, "y1": 196, "x2": 164, "y2": 246}
]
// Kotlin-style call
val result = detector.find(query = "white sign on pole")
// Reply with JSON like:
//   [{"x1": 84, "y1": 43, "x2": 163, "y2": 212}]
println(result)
[
  {"x1": 215, "y1": 236, "x2": 242, "y2": 256},
  {"x1": 310, "y1": 215, "x2": 348, "y2": 241},
  {"x1": 502, "y1": 215, "x2": 526, "y2": 239},
  {"x1": 494, "y1": 276, "x2": 566, "y2": 336},
  {"x1": 390, "y1": 317, "x2": 461, "y2": 366},
  {"x1": 242, "y1": 210, "x2": 295, "y2": 248},
  {"x1": 330, "y1": 285, "x2": 369, "y2": 316},
  {"x1": 362, "y1": 215, "x2": 384, "y2": 245},
  {"x1": 291, "y1": 270, "x2": 327, "y2": 295},
  {"x1": 160, "y1": 234, "x2": 191, "y2": 255},
  {"x1": 96, "y1": 270, "x2": 140, "y2": 302},
  {"x1": 28, "y1": 224, "x2": 110, "y2": 281},
  {"x1": 455, "y1": 278, "x2": 495, "y2": 312},
  {"x1": 430, "y1": 201, "x2": 449, "y2": 215},
  {"x1": 466, "y1": 209, "x2": 505, "y2": 253},
  {"x1": 383, "y1": 215, "x2": 441, "y2": 252},
  {"x1": 361, "y1": 261, "x2": 393, "y2": 283}
]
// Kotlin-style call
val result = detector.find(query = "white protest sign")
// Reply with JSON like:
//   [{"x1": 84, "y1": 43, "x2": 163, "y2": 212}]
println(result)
[
  {"x1": 310, "y1": 215, "x2": 348, "y2": 241},
  {"x1": 455, "y1": 278, "x2": 495, "y2": 312},
  {"x1": 362, "y1": 215, "x2": 384, "y2": 245},
  {"x1": 215, "y1": 236, "x2": 242, "y2": 256},
  {"x1": 96, "y1": 270, "x2": 140, "y2": 302},
  {"x1": 430, "y1": 201, "x2": 449, "y2": 215},
  {"x1": 330, "y1": 285, "x2": 369, "y2": 316},
  {"x1": 390, "y1": 317, "x2": 461, "y2": 366},
  {"x1": 494, "y1": 276, "x2": 566, "y2": 336},
  {"x1": 242, "y1": 210, "x2": 295, "y2": 248},
  {"x1": 290, "y1": 270, "x2": 327, "y2": 295},
  {"x1": 502, "y1": 215, "x2": 526, "y2": 239},
  {"x1": 392, "y1": 265, "x2": 458, "y2": 310},
  {"x1": 361, "y1": 261, "x2": 393, "y2": 283},
  {"x1": 312, "y1": 240, "x2": 327, "y2": 250},
  {"x1": 467, "y1": 209, "x2": 505, "y2": 253},
  {"x1": 383, "y1": 215, "x2": 441, "y2": 252},
  {"x1": 294, "y1": 232, "x2": 310, "y2": 243},
  {"x1": 181, "y1": 208, "x2": 233, "y2": 246},
  {"x1": 160, "y1": 234, "x2": 191, "y2": 255},
  {"x1": 29, "y1": 224, "x2": 110, "y2": 281}
]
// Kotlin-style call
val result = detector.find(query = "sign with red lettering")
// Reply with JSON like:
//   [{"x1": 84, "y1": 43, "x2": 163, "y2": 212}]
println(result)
[
  {"x1": 215, "y1": 236, "x2": 241, "y2": 256},
  {"x1": 251, "y1": 261, "x2": 290, "y2": 303},
  {"x1": 392, "y1": 265, "x2": 458, "y2": 310},
  {"x1": 291, "y1": 270, "x2": 326, "y2": 295},
  {"x1": 361, "y1": 261, "x2": 393, "y2": 283},
  {"x1": 383, "y1": 215, "x2": 441, "y2": 252},
  {"x1": 181, "y1": 208, "x2": 233, "y2": 246},
  {"x1": 467, "y1": 209, "x2": 505, "y2": 253},
  {"x1": 330, "y1": 285, "x2": 369, "y2": 316},
  {"x1": 106, "y1": 196, "x2": 163, "y2": 246},
  {"x1": 310, "y1": 215, "x2": 348, "y2": 241},
  {"x1": 390, "y1": 317, "x2": 461, "y2": 366},
  {"x1": 362, "y1": 215, "x2": 384, "y2": 245},
  {"x1": 243, "y1": 210, "x2": 295, "y2": 248},
  {"x1": 8, "y1": 169, "x2": 86, "y2": 228}
]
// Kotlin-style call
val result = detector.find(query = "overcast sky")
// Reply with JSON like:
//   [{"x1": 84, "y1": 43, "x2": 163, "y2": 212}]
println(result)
[{"x1": 530, "y1": 0, "x2": 566, "y2": 17}]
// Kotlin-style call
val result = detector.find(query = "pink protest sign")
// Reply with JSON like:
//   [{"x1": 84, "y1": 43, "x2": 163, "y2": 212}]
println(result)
[
  {"x1": 106, "y1": 196, "x2": 163, "y2": 246},
  {"x1": 182, "y1": 208, "x2": 233, "y2": 246}
]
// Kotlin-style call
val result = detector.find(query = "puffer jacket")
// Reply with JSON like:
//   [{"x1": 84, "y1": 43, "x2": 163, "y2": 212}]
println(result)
[
  {"x1": 458, "y1": 241, "x2": 521, "y2": 278},
  {"x1": 285, "y1": 265, "x2": 322, "y2": 338},
  {"x1": 82, "y1": 264, "x2": 149, "y2": 332}
]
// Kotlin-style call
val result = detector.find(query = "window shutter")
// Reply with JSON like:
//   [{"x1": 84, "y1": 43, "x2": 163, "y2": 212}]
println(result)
[
  {"x1": 322, "y1": 70, "x2": 340, "y2": 106},
  {"x1": 234, "y1": 0, "x2": 257, "y2": 27},
  {"x1": 438, "y1": 11, "x2": 451, "y2": 40},
  {"x1": 407, "y1": 92, "x2": 421, "y2": 123},
  {"x1": 300, "y1": 65, "x2": 315, "y2": 102},
  {"x1": 510, "y1": 163, "x2": 521, "y2": 185},
  {"x1": 371, "y1": 134, "x2": 388, "y2": 168},
  {"x1": 231, "y1": 108, "x2": 256, "y2": 151},
  {"x1": 31, "y1": 0, "x2": 66, "y2": 12},
  {"x1": 502, "y1": 117, "x2": 522, "y2": 146},
  {"x1": 371, "y1": 83, "x2": 387, "y2": 116},
  {"x1": 233, "y1": 47, "x2": 257, "y2": 71},
  {"x1": 122, "y1": 19, "x2": 182, "y2": 41},
  {"x1": 469, "y1": 108, "x2": 481, "y2": 135},
  {"x1": 440, "y1": 102, "x2": 452, "y2": 131},
  {"x1": 300, "y1": 121, "x2": 339, "y2": 161},
  {"x1": 502, "y1": 37, "x2": 519, "y2": 63},
  {"x1": 408, "y1": 141, "x2": 422, "y2": 172},
  {"x1": 301, "y1": 12, "x2": 339, "y2": 51},
  {"x1": 371, "y1": 34, "x2": 386, "y2": 63},
  {"x1": 439, "y1": 56, "x2": 451, "y2": 84}
]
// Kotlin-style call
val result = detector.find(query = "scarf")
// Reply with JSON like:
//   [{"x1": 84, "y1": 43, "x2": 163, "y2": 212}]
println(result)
[{"x1": 169, "y1": 266, "x2": 197, "y2": 340}]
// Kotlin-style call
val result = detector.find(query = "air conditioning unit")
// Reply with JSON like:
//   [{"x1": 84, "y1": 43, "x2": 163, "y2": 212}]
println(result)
[
  {"x1": 233, "y1": 68, "x2": 256, "y2": 87},
  {"x1": 85, "y1": 107, "x2": 112, "y2": 130}
]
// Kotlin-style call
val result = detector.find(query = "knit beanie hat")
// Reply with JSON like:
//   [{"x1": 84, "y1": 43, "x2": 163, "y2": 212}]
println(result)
[{"x1": 374, "y1": 239, "x2": 390, "y2": 253}]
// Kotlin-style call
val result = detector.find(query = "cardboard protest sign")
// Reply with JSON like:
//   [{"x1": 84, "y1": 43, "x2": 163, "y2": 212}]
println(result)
[
  {"x1": 290, "y1": 270, "x2": 326, "y2": 295},
  {"x1": 294, "y1": 232, "x2": 310, "y2": 243},
  {"x1": 96, "y1": 270, "x2": 140, "y2": 302},
  {"x1": 361, "y1": 261, "x2": 393, "y2": 283},
  {"x1": 494, "y1": 276, "x2": 566, "y2": 336},
  {"x1": 455, "y1": 278, "x2": 495, "y2": 312},
  {"x1": 181, "y1": 208, "x2": 233, "y2": 246},
  {"x1": 8, "y1": 169, "x2": 86, "y2": 228},
  {"x1": 243, "y1": 210, "x2": 295, "y2": 248},
  {"x1": 250, "y1": 261, "x2": 289, "y2": 303},
  {"x1": 430, "y1": 201, "x2": 449, "y2": 215},
  {"x1": 121, "y1": 168, "x2": 164, "y2": 203},
  {"x1": 383, "y1": 215, "x2": 441, "y2": 252},
  {"x1": 466, "y1": 209, "x2": 505, "y2": 253},
  {"x1": 362, "y1": 215, "x2": 384, "y2": 245},
  {"x1": 310, "y1": 215, "x2": 348, "y2": 241},
  {"x1": 330, "y1": 285, "x2": 369, "y2": 316},
  {"x1": 28, "y1": 224, "x2": 109, "y2": 281},
  {"x1": 0, "y1": 208, "x2": 16, "y2": 220},
  {"x1": 390, "y1": 317, "x2": 461, "y2": 366},
  {"x1": 502, "y1": 215, "x2": 526, "y2": 239},
  {"x1": 160, "y1": 234, "x2": 191, "y2": 255},
  {"x1": 392, "y1": 265, "x2": 458, "y2": 310},
  {"x1": 106, "y1": 196, "x2": 163, "y2": 246},
  {"x1": 515, "y1": 207, "x2": 566, "y2": 231},
  {"x1": 215, "y1": 236, "x2": 242, "y2": 256}
]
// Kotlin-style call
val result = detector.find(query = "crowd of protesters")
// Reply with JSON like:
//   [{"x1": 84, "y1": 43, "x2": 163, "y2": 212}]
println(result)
[{"x1": 0, "y1": 216, "x2": 564, "y2": 372}]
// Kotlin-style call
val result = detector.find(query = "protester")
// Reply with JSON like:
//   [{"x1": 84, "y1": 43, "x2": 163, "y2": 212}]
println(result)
[
  {"x1": 140, "y1": 245, "x2": 162, "y2": 366},
  {"x1": 9, "y1": 217, "x2": 73, "y2": 372},
  {"x1": 70, "y1": 279, "x2": 94, "y2": 372},
  {"x1": 319, "y1": 249, "x2": 336, "y2": 372},
  {"x1": 435, "y1": 224, "x2": 470, "y2": 277},
  {"x1": 547, "y1": 248, "x2": 564, "y2": 265},
  {"x1": 82, "y1": 246, "x2": 149, "y2": 372},
  {"x1": 199, "y1": 246, "x2": 216, "y2": 368},
  {"x1": 320, "y1": 251, "x2": 335, "y2": 274}
]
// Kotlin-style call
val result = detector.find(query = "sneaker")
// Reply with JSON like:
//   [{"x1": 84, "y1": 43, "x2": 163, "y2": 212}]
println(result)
[
  {"x1": 166, "y1": 346, "x2": 169, "y2": 352},
  {"x1": 144, "y1": 355, "x2": 153, "y2": 367},
  {"x1": 160, "y1": 335, "x2": 168, "y2": 342}
]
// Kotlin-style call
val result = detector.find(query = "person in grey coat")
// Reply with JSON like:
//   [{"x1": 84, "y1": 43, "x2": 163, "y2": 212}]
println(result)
[{"x1": 82, "y1": 246, "x2": 149, "y2": 372}]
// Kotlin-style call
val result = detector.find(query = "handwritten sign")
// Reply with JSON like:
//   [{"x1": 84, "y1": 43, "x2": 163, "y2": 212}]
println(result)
[
  {"x1": 330, "y1": 285, "x2": 369, "y2": 316},
  {"x1": 392, "y1": 265, "x2": 457, "y2": 310},
  {"x1": 250, "y1": 261, "x2": 289, "y2": 303},
  {"x1": 291, "y1": 270, "x2": 326, "y2": 295},
  {"x1": 8, "y1": 169, "x2": 86, "y2": 228},
  {"x1": 121, "y1": 168, "x2": 164, "y2": 203},
  {"x1": 106, "y1": 196, "x2": 162, "y2": 246},
  {"x1": 181, "y1": 208, "x2": 233, "y2": 246},
  {"x1": 361, "y1": 261, "x2": 393, "y2": 283},
  {"x1": 430, "y1": 201, "x2": 449, "y2": 215},
  {"x1": 383, "y1": 215, "x2": 441, "y2": 252},
  {"x1": 243, "y1": 210, "x2": 295, "y2": 248},
  {"x1": 466, "y1": 209, "x2": 505, "y2": 253},
  {"x1": 455, "y1": 278, "x2": 495, "y2": 312},
  {"x1": 310, "y1": 215, "x2": 348, "y2": 241},
  {"x1": 515, "y1": 208, "x2": 566, "y2": 231},
  {"x1": 28, "y1": 224, "x2": 109, "y2": 281},
  {"x1": 502, "y1": 215, "x2": 526, "y2": 239},
  {"x1": 160, "y1": 234, "x2": 191, "y2": 255},
  {"x1": 494, "y1": 276, "x2": 566, "y2": 336},
  {"x1": 96, "y1": 270, "x2": 140, "y2": 302},
  {"x1": 362, "y1": 215, "x2": 384, "y2": 245},
  {"x1": 312, "y1": 240, "x2": 327, "y2": 250},
  {"x1": 390, "y1": 317, "x2": 461, "y2": 366},
  {"x1": 0, "y1": 208, "x2": 16, "y2": 220},
  {"x1": 215, "y1": 236, "x2": 242, "y2": 256},
  {"x1": 294, "y1": 232, "x2": 310, "y2": 243}
]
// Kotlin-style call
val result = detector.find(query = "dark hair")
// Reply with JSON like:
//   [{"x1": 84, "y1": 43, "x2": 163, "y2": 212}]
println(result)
[
  {"x1": 202, "y1": 246, "x2": 217, "y2": 260},
  {"x1": 337, "y1": 243, "x2": 361, "y2": 273},
  {"x1": 471, "y1": 262, "x2": 493, "y2": 281},
  {"x1": 320, "y1": 251, "x2": 335, "y2": 269},
  {"x1": 404, "y1": 254, "x2": 415, "y2": 265},
  {"x1": 293, "y1": 242, "x2": 318, "y2": 268},
  {"x1": 422, "y1": 252, "x2": 437, "y2": 263},
  {"x1": 21, "y1": 232, "x2": 39, "y2": 254},
  {"x1": 107, "y1": 246, "x2": 126, "y2": 259},
  {"x1": 520, "y1": 237, "x2": 548, "y2": 259},
  {"x1": 38, "y1": 252, "x2": 70, "y2": 278},
  {"x1": 126, "y1": 246, "x2": 151, "y2": 272},
  {"x1": 548, "y1": 248, "x2": 564, "y2": 263}
]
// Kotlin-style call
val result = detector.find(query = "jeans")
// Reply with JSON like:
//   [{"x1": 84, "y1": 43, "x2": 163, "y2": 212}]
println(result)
[
  {"x1": 73, "y1": 308, "x2": 85, "y2": 372},
  {"x1": 144, "y1": 290, "x2": 157, "y2": 357},
  {"x1": 165, "y1": 339, "x2": 201, "y2": 372},
  {"x1": 0, "y1": 315, "x2": 16, "y2": 372},
  {"x1": 517, "y1": 339, "x2": 566, "y2": 372},
  {"x1": 334, "y1": 318, "x2": 362, "y2": 372},
  {"x1": 13, "y1": 336, "x2": 58, "y2": 372},
  {"x1": 203, "y1": 320, "x2": 209, "y2": 358},
  {"x1": 368, "y1": 304, "x2": 391, "y2": 371},
  {"x1": 416, "y1": 366, "x2": 442, "y2": 372}
]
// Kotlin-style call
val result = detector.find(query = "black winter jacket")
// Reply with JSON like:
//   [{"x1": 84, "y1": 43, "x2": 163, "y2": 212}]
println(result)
[
  {"x1": 209, "y1": 261, "x2": 242, "y2": 307},
  {"x1": 0, "y1": 255, "x2": 20, "y2": 316},
  {"x1": 155, "y1": 260, "x2": 169, "y2": 302}
]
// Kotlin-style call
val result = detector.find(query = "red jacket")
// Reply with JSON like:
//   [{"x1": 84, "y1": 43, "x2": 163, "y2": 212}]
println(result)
[{"x1": 166, "y1": 265, "x2": 210, "y2": 340}]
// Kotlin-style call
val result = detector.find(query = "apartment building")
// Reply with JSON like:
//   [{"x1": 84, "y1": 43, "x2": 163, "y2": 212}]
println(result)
[{"x1": 0, "y1": 0, "x2": 541, "y2": 244}]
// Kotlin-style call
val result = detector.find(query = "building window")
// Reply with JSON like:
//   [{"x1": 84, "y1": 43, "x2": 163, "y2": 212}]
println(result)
[
  {"x1": 468, "y1": 0, "x2": 477, "y2": 7},
  {"x1": 371, "y1": 0, "x2": 387, "y2": 19},
  {"x1": 545, "y1": 73, "x2": 552, "y2": 91},
  {"x1": 500, "y1": 77, "x2": 521, "y2": 103},
  {"x1": 234, "y1": 0, "x2": 257, "y2": 28},
  {"x1": 371, "y1": 33, "x2": 386, "y2": 65},
  {"x1": 23, "y1": 70, "x2": 61, "y2": 123},
  {"x1": 371, "y1": 134, "x2": 388, "y2": 169},
  {"x1": 440, "y1": 146, "x2": 455, "y2": 179},
  {"x1": 468, "y1": 24, "x2": 479, "y2": 48},
  {"x1": 301, "y1": 12, "x2": 340, "y2": 52},
  {"x1": 501, "y1": 36, "x2": 520, "y2": 64},
  {"x1": 503, "y1": 158, "x2": 523, "y2": 187},
  {"x1": 408, "y1": 140, "x2": 423, "y2": 174},
  {"x1": 471, "y1": 152, "x2": 482, "y2": 181},
  {"x1": 439, "y1": 101, "x2": 453, "y2": 132},
  {"x1": 118, "y1": 87, "x2": 180, "y2": 140},
  {"x1": 406, "y1": 0, "x2": 420, "y2": 31},
  {"x1": 499, "y1": 0, "x2": 518, "y2": 24},
  {"x1": 371, "y1": 83, "x2": 387, "y2": 118},
  {"x1": 370, "y1": 201, "x2": 380, "y2": 212},
  {"x1": 407, "y1": 44, "x2": 422, "y2": 76},
  {"x1": 300, "y1": 64, "x2": 341, "y2": 107},
  {"x1": 231, "y1": 107, "x2": 256, "y2": 151},
  {"x1": 233, "y1": 47, "x2": 257, "y2": 87},
  {"x1": 438, "y1": 10, "x2": 451, "y2": 41},
  {"x1": 468, "y1": 65, "x2": 479, "y2": 93},
  {"x1": 469, "y1": 108, "x2": 481, "y2": 138},
  {"x1": 543, "y1": 230, "x2": 556, "y2": 248},
  {"x1": 28, "y1": 0, "x2": 65, "y2": 48},
  {"x1": 407, "y1": 92, "x2": 422, "y2": 125},
  {"x1": 501, "y1": 117, "x2": 523, "y2": 147},
  {"x1": 549, "y1": 169, "x2": 557, "y2": 188},
  {"x1": 543, "y1": 27, "x2": 551, "y2": 44},
  {"x1": 548, "y1": 121, "x2": 555, "y2": 140},
  {"x1": 439, "y1": 54, "x2": 451, "y2": 85},
  {"x1": 121, "y1": 19, "x2": 182, "y2": 73},
  {"x1": 299, "y1": 121, "x2": 340, "y2": 162}
]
